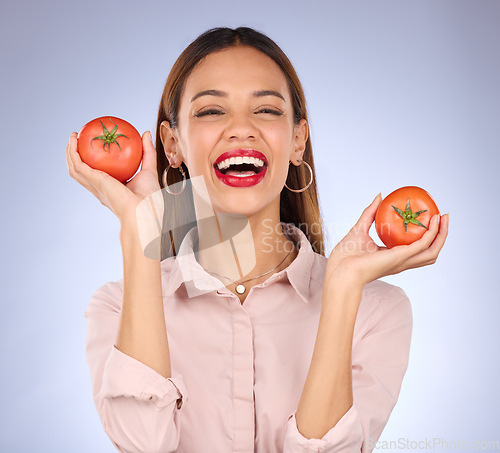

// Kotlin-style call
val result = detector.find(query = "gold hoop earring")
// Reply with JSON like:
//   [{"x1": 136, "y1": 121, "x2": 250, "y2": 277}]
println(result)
[
  {"x1": 284, "y1": 160, "x2": 313, "y2": 193},
  {"x1": 162, "y1": 164, "x2": 186, "y2": 195}
]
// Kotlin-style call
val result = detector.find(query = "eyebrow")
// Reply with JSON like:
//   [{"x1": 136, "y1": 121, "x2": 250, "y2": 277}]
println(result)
[{"x1": 190, "y1": 89, "x2": 285, "y2": 103}]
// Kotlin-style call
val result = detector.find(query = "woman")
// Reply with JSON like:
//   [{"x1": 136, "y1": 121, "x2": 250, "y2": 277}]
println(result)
[{"x1": 66, "y1": 27, "x2": 448, "y2": 453}]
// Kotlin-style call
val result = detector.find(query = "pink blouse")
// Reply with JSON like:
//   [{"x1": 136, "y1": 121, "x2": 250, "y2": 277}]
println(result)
[{"x1": 85, "y1": 223, "x2": 412, "y2": 453}]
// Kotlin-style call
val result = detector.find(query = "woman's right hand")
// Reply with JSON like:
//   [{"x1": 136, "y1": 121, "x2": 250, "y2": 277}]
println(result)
[{"x1": 66, "y1": 130, "x2": 162, "y2": 225}]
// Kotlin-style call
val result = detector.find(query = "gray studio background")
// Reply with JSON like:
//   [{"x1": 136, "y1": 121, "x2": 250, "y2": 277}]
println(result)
[{"x1": 1, "y1": 0, "x2": 499, "y2": 452}]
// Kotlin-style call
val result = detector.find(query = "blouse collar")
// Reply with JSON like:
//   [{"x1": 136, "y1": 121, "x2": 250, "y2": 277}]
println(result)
[{"x1": 162, "y1": 222, "x2": 316, "y2": 304}]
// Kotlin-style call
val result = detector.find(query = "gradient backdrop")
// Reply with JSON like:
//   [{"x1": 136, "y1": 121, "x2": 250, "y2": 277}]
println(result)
[{"x1": 1, "y1": 0, "x2": 499, "y2": 451}]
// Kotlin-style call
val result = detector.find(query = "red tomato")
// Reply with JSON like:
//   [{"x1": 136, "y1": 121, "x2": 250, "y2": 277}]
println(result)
[
  {"x1": 77, "y1": 116, "x2": 142, "y2": 183},
  {"x1": 375, "y1": 186, "x2": 440, "y2": 248}
]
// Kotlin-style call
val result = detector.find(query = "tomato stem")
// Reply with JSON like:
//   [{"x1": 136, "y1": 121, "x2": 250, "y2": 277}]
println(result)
[
  {"x1": 392, "y1": 198, "x2": 428, "y2": 232},
  {"x1": 90, "y1": 119, "x2": 131, "y2": 153}
]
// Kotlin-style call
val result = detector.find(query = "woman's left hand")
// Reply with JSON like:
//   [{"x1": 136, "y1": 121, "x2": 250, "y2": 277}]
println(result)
[{"x1": 325, "y1": 194, "x2": 449, "y2": 288}]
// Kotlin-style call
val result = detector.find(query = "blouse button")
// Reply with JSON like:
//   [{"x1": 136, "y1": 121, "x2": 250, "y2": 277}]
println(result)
[{"x1": 176, "y1": 398, "x2": 183, "y2": 409}]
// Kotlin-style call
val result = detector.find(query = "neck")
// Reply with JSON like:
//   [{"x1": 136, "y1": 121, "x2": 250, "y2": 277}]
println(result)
[{"x1": 193, "y1": 197, "x2": 297, "y2": 299}]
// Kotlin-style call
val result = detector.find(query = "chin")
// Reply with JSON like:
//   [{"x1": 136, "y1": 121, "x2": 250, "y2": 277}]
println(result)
[
  {"x1": 189, "y1": 169, "x2": 281, "y2": 220},
  {"x1": 211, "y1": 194, "x2": 276, "y2": 220}
]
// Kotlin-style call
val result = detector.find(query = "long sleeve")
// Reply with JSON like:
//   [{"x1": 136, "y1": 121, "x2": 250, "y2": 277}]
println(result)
[
  {"x1": 283, "y1": 284, "x2": 413, "y2": 453},
  {"x1": 84, "y1": 281, "x2": 188, "y2": 453}
]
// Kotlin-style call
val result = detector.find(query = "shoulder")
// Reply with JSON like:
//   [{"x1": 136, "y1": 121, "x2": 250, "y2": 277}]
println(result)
[
  {"x1": 356, "y1": 280, "x2": 413, "y2": 348},
  {"x1": 86, "y1": 256, "x2": 178, "y2": 315},
  {"x1": 310, "y1": 253, "x2": 412, "y2": 331},
  {"x1": 312, "y1": 251, "x2": 410, "y2": 305},
  {"x1": 86, "y1": 279, "x2": 124, "y2": 316},
  {"x1": 361, "y1": 279, "x2": 412, "y2": 321}
]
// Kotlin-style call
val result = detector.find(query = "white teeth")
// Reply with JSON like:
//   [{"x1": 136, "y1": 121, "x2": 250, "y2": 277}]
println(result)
[{"x1": 216, "y1": 156, "x2": 265, "y2": 170}]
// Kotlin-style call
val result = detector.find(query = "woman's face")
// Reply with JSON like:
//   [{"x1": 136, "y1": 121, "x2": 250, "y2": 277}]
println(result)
[{"x1": 162, "y1": 45, "x2": 308, "y2": 217}]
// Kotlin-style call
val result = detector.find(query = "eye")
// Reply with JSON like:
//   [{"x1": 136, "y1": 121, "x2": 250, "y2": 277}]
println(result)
[
  {"x1": 194, "y1": 108, "x2": 224, "y2": 117},
  {"x1": 255, "y1": 108, "x2": 283, "y2": 116}
]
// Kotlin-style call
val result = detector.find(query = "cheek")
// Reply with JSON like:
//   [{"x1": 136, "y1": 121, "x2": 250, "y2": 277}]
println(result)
[
  {"x1": 179, "y1": 124, "x2": 218, "y2": 171},
  {"x1": 264, "y1": 122, "x2": 295, "y2": 147},
  {"x1": 274, "y1": 157, "x2": 292, "y2": 184},
  {"x1": 264, "y1": 124, "x2": 296, "y2": 185},
  {"x1": 264, "y1": 128, "x2": 295, "y2": 170}
]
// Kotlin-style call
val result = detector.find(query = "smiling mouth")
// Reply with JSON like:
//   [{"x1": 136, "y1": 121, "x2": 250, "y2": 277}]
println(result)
[
  {"x1": 214, "y1": 156, "x2": 266, "y2": 177},
  {"x1": 213, "y1": 149, "x2": 268, "y2": 187}
]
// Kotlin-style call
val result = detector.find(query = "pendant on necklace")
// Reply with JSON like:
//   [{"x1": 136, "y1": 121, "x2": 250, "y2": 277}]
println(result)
[{"x1": 235, "y1": 284, "x2": 246, "y2": 294}]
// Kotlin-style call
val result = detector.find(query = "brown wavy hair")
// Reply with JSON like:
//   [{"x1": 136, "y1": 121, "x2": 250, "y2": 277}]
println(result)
[{"x1": 155, "y1": 26, "x2": 325, "y2": 259}]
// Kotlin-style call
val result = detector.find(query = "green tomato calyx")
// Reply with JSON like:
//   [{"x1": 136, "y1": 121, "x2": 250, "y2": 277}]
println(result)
[
  {"x1": 90, "y1": 119, "x2": 131, "y2": 152},
  {"x1": 392, "y1": 198, "x2": 428, "y2": 233}
]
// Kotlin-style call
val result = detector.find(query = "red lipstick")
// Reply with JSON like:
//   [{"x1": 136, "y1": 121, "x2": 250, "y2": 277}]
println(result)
[
  {"x1": 213, "y1": 148, "x2": 268, "y2": 188},
  {"x1": 214, "y1": 149, "x2": 268, "y2": 166}
]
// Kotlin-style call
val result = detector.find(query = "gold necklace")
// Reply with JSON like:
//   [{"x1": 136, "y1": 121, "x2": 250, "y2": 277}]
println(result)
[{"x1": 204, "y1": 245, "x2": 295, "y2": 294}]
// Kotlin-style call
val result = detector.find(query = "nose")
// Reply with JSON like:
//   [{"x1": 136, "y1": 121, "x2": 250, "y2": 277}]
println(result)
[{"x1": 225, "y1": 112, "x2": 257, "y2": 141}]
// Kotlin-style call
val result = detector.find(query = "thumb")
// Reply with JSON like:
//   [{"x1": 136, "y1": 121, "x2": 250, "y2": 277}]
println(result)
[
  {"x1": 353, "y1": 193, "x2": 382, "y2": 233},
  {"x1": 141, "y1": 131, "x2": 158, "y2": 173}
]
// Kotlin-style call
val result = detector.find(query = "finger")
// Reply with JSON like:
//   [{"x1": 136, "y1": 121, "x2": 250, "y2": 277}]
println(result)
[
  {"x1": 427, "y1": 213, "x2": 449, "y2": 254},
  {"x1": 65, "y1": 132, "x2": 77, "y2": 173},
  {"x1": 68, "y1": 159, "x2": 102, "y2": 200},
  {"x1": 397, "y1": 214, "x2": 449, "y2": 269},
  {"x1": 409, "y1": 213, "x2": 449, "y2": 266},
  {"x1": 66, "y1": 132, "x2": 111, "y2": 200},
  {"x1": 406, "y1": 214, "x2": 441, "y2": 253},
  {"x1": 67, "y1": 133, "x2": 95, "y2": 183},
  {"x1": 68, "y1": 132, "x2": 105, "y2": 182},
  {"x1": 140, "y1": 131, "x2": 159, "y2": 174},
  {"x1": 67, "y1": 132, "x2": 89, "y2": 182},
  {"x1": 353, "y1": 193, "x2": 382, "y2": 233}
]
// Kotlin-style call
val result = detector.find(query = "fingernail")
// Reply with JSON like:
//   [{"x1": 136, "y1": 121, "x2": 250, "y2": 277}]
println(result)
[{"x1": 149, "y1": 131, "x2": 153, "y2": 142}]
